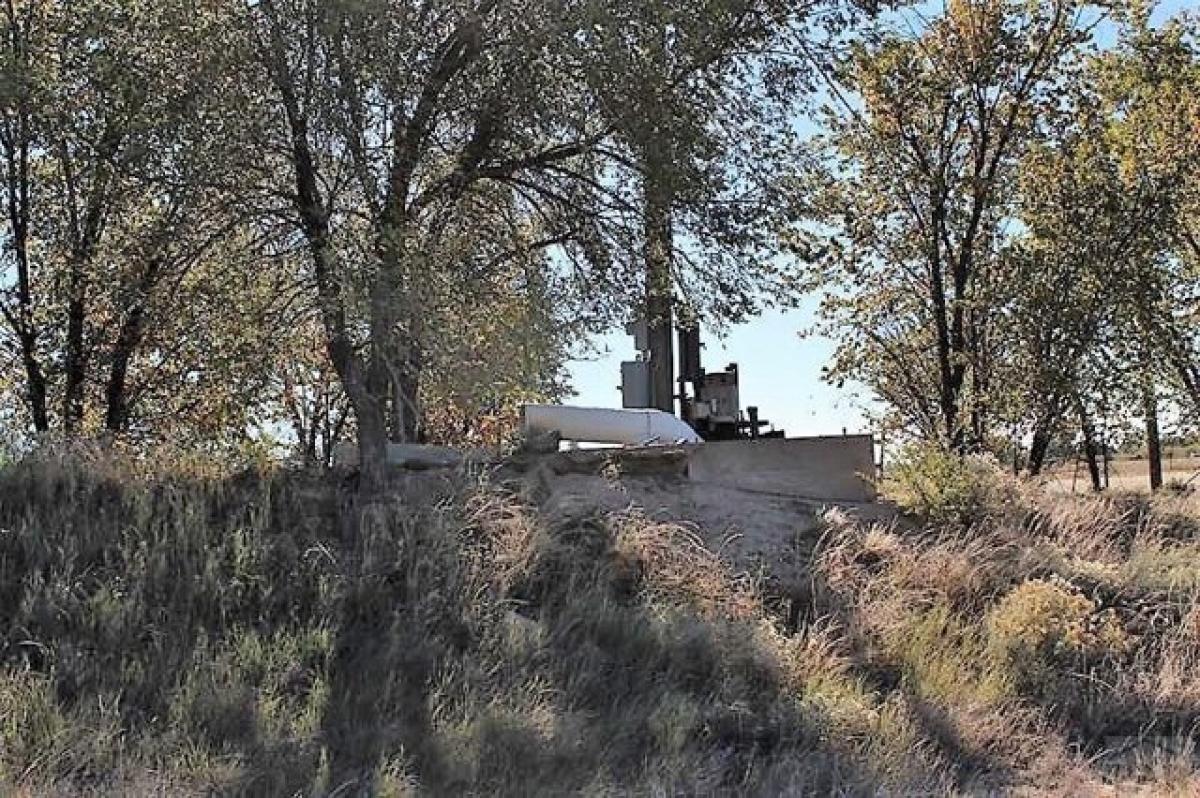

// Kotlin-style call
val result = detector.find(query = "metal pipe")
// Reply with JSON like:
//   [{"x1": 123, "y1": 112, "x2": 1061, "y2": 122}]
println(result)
[{"x1": 522, "y1": 404, "x2": 702, "y2": 446}]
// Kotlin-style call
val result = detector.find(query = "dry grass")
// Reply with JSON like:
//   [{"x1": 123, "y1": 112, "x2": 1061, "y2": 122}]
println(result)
[
  {"x1": 0, "y1": 449, "x2": 1198, "y2": 795},
  {"x1": 813, "y1": 481, "x2": 1200, "y2": 793}
]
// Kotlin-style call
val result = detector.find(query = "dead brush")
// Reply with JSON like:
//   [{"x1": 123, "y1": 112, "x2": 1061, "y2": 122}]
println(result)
[
  {"x1": 1123, "y1": 600, "x2": 1200, "y2": 713},
  {"x1": 607, "y1": 510, "x2": 762, "y2": 621},
  {"x1": 461, "y1": 488, "x2": 544, "y2": 596},
  {"x1": 1025, "y1": 490, "x2": 1200, "y2": 562},
  {"x1": 1145, "y1": 491, "x2": 1200, "y2": 542},
  {"x1": 1023, "y1": 491, "x2": 1133, "y2": 562},
  {"x1": 816, "y1": 511, "x2": 1012, "y2": 615}
]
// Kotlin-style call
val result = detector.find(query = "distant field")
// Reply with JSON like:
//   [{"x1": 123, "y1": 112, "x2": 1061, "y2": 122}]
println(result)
[{"x1": 1045, "y1": 456, "x2": 1200, "y2": 493}]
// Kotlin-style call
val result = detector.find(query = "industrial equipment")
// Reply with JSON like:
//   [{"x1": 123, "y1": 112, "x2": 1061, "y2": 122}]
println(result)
[{"x1": 620, "y1": 317, "x2": 782, "y2": 441}]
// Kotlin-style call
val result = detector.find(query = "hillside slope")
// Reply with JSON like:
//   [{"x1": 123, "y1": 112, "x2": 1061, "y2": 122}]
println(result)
[{"x1": 1, "y1": 452, "x2": 1198, "y2": 795}]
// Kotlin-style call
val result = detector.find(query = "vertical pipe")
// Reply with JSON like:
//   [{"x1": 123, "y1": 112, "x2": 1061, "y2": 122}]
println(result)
[{"x1": 644, "y1": 170, "x2": 674, "y2": 414}]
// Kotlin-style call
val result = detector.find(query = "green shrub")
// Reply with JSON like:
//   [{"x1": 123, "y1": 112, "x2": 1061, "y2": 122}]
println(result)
[{"x1": 884, "y1": 442, "x2": 1016, "y2": 524}]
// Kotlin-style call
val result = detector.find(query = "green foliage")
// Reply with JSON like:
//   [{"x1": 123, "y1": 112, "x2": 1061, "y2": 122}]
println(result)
[
  {"x1": 804, "y1": 0, "x2": 1089, "y2": 450},
  {"x1": 0, "y1": 0, "x2": 289, "y2": 445},
  {"x1": 883, "y1": 442, "x2": 1016, "y2": 524},
  {"x1": 0, "y1": 0, "x2": 849, "y2": 465},
  {"x1": 803, "y1": 0, "x2": 1200, "y2": 470}
]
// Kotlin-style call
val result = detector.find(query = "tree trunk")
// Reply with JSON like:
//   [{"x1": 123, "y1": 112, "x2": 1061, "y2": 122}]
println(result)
[
  {"x1": 104, "y1": 304, "x2": 145, "y2": 432},
  {"x1": 1028, "y1": 428, "x2": 1053, "y2": 477},
  {"x1": 1102, "y1": 429, "x2": 1110, "y2": 489},
  {"x1": 58, "y1": 136, "x2": 112, "y2": 434},
  {"x1": 262, "y1": 0, "x2": 389, "y2": 492},
  {"x1": 929, "y1": 263, "x2": 959, "y2": 448},
  {"x1": 5, "y1": 185, "x2": 48, "y2": 431},
  {"x1": 1133, "y1": 274, "x2": 1164, "y2": 491},
  {"x1": 390, "y1": 344, "x2": 421, "y2": 444},
  {"x1": 339, "y1": 249, "x2": 391, "y2": 490},
  {"x1": 969, "y1": 306, "x2": 989, "y2": 451},
  {"x1": 640, "y1": 24, "x2": 675, "y2": 416},
  {"x1": 1026, "y1": 392, "x2": 1066, "y2": 476},
  {"x1": 1076, "y1": 396, "x2": 1102, "y2": 492},
  {"x1": 354, "y1": 393, "x2": 389, "y2": 489},
  {"x1": 104, "y1": 260, "x2": 163, "y2": 433},
  {"x1": 2, "y1": 6, "x2": 48, "y2": 433},
  {"x1": 61, "y1": 283, "x2": 87, "y2": 433},
  {"x1": 313, "y1": 225, "x2": 388, "y2": 490},
  {"x1": 20, "y1": 343, "x2": 49, "y2": 432},
  {"x1": 1144, "y1": 380, "x2": 1163, "y2": 491}
]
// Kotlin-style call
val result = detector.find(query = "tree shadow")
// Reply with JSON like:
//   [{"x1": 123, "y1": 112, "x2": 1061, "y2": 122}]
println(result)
[
  {"x1": 492, "y1": 508, "x2": 901, "y2": 796},
  {"x1": 803, "y1": 565, "x2": 1024, "y2": 793},
  {"x1": 314, "y1": 480, "x2": 461, "y2": 794}
]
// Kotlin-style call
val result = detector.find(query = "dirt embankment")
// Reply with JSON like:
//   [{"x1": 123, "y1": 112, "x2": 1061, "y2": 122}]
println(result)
[{"x1": 502, "y1": 447, "x2": 896, "y2": 588}]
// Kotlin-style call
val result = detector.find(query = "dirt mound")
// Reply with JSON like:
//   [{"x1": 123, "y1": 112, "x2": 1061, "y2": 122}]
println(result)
[{"x1": 499, "y1": 448, "x2": 895, "y2": 596}]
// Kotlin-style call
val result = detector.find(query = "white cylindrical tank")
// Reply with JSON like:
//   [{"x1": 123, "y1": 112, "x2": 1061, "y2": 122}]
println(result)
[{"x1": 522, "y1": 404, "x2": 702, "y2": 446}]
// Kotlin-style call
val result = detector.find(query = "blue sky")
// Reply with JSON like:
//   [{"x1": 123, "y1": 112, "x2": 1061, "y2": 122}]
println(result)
[{"x1": 564, "y1": 0, "x2": 1196, "y2": 438}]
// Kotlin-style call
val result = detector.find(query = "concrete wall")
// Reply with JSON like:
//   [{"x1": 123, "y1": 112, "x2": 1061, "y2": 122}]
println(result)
[{"x1": 685, "y1": 435, "x2": 877, "y2": 503}]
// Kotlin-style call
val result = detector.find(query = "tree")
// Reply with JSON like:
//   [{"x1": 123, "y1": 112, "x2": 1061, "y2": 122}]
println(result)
[
  {"x1": 583, "y1": 0, "x2": 847, "y2": 411},
  {"x1": 268, "y1": 225, "x2": 575, "y2": 464},
  {"x1": 995, "y1": 113, "x2": 1143, "y2": 480},
  {"x1": 1099, "y1": 11, "x2": 1200, "y2": 489},
  {"x1": 241, "y1": 0, "x2": 629, "y2": 487},
  {"x1": 0, "y1": 0, "x2": 291, "y2": 446},
  {"x1": 1004, "y1": 8, "x2": 1200, "y2": 488},
  {"x1": 805, "y1": 0, "x2": 1090, "y2": 452},
  {"x1": 243, "y1": 0, "x2": 843, "y2": 486}
]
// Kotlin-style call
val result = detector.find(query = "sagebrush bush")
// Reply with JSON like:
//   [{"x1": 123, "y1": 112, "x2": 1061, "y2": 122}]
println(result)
[{"x1": 987, "y1": 578, "x2": 1131, "y2": 664}]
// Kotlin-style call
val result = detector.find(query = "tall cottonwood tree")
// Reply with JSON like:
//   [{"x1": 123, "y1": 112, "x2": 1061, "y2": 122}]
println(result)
[
  {"x1": 995, "y1": 9, "x2": 1200, "y2": 487},
  {"x1": 0, "y1": 0, "x2": 288, "y2": 443},
  {"x1": 583, "y1": 0, "x2": 847, "y2": 411},
  {"x1": 1093, "y1": 12, "x2": 1200, "y2": 488},
  {"x1": 243, "y1": 0, "x2": 624, "y2": 486},
  {"x1": 996, "y1": 127, "x2": 1144, "y2": 480},
  {"x1": 805, "y1": 0, "x2": 1090, "y2": 451},
  {"x1": 241, "y1": 0, "x2": 842, "y2": 474}
]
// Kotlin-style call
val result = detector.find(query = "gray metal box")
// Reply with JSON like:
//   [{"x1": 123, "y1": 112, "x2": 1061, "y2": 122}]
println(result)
[
  {"x1": 700, "y1": 370, "x2": 739, "y2": 421},
  {"x1": 621, "y1": 360, "x2": 651, "y2": 408}
]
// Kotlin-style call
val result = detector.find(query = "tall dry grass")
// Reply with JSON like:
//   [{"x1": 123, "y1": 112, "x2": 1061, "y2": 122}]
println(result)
[
  {"x1": 813, "y1": 477, "x2": 1200, "y2": 793},
  {"x1": 0, "y1": 450, "x2": 936, "y2": 796},
  {"x1": 1, "y1": 448, "x2": 1198, "y2": 795}
]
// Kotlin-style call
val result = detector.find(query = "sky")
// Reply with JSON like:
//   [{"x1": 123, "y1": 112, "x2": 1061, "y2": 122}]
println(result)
[
  {"x1": 563, "y1": 0, "x2": 1196, "y2": 438},
  {"x1": 565, "y1": 302, "x2": 875, "y2": 438}
]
